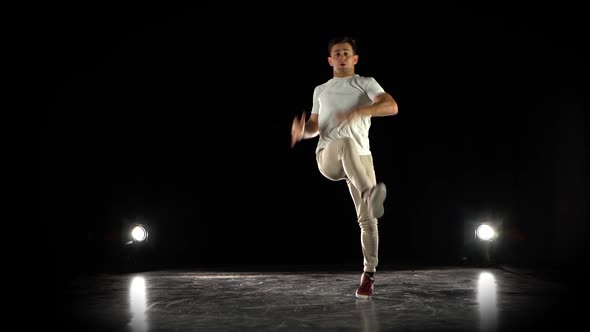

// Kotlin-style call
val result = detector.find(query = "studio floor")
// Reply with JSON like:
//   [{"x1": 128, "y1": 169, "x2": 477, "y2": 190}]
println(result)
[{"x1": 53, "y1": 264, "x2": 583, "y2": 331}]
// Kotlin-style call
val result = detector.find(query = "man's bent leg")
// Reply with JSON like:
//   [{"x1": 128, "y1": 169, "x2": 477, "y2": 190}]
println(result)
[{"x1": 316, "y1": 138, "x2": 373, "y2": 194}]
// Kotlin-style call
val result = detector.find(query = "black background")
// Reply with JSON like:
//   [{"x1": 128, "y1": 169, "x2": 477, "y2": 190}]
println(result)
[{"x1": 36, "y1": 3, "x2": 587, "y2": 280}]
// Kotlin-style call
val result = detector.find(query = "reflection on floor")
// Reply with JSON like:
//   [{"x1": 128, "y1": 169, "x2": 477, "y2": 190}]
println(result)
[{"x1": 54, "y1": 265, "x2": 583, "y2": 331}]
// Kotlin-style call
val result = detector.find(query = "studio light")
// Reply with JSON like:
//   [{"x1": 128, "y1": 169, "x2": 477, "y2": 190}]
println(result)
[
  {"x1": 120, "y1": 218, "x2": 159, "y2": 272},
  {"x1": 475, "y1": 223, "x2": 497, "y2": 241},
  {"x1": 463, "y1": 215, "x2": 504, "y2": 266},
  {"x1": 126, "y1": 224, "x2": 149, "y2": 245},
  {"x1": 132, "y1": 225, "x2": 148, "y2": 242}
]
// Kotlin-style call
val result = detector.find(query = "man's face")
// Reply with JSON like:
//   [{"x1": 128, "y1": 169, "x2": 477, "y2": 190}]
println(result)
[{"x1": 328, "y1": 42, "x2": 358, "y2": 72}]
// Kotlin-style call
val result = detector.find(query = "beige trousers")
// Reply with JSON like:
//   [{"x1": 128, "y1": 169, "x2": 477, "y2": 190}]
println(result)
[{"x1": 316, "y1": 137, "x2": 379, "y2": 273}]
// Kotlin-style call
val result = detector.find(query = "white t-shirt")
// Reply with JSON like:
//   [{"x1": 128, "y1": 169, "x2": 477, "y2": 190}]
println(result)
[{"x1": 311, "y1": 74, "x2": 386, "y2": 155}]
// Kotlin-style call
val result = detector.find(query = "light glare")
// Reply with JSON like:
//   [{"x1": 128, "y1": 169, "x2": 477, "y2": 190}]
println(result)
[
  {"x1": 129, "y1": 276, "x2": 148, "y2": 332},
  {"x1": 476, "y1": 224, "x2": 495, "y2": 241}
]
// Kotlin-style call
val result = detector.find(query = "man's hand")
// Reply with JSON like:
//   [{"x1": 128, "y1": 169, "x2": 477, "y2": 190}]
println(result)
[
  {"x1": 337, "y1": 109, "x2": 362, "y2": 123},
  {"x1": 291, "y1": 112, "x2": 306, "y2": 148}
]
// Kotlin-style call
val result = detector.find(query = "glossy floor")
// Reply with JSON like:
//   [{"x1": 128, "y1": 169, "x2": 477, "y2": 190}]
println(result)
[{"x1": 54, "y1": 265, "x2": 582, "y2": 331}]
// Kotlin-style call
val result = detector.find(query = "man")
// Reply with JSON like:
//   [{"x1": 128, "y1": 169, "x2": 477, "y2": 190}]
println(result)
[{"x1": 291, "y1": 36, "x2": 399, "y2": 298}]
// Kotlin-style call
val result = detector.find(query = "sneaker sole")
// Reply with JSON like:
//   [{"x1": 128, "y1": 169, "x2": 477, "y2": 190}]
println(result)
[
  {"x1": 355, "y1": 292, "x2": 372, "y2": 299},
  {"x1": 369, "y1": 183, "x2": 386, "y2": 219}
]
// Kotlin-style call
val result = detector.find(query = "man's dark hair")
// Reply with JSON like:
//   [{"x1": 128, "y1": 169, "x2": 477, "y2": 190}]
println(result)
[{"x1": 328, "y1": 36, "x2": 357, "y2": 55}]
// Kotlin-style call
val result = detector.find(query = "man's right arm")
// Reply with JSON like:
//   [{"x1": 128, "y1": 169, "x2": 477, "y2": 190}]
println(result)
[
  {"x1": 303, "y1": 113, "x2": 319, "y2": 139},
  {"x1": 291, "y1": 112, "x2": 319, "y2": 148}
]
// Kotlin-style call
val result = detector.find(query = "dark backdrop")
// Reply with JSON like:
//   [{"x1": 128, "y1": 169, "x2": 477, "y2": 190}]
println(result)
[{"x1": 37, "y1": 3, "x2": 587, "y2": 279}]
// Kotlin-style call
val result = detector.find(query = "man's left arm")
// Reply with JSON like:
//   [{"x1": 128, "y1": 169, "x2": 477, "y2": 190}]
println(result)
[{"x1": 358, "y1": 92, "x2": 398, "y2": 117}]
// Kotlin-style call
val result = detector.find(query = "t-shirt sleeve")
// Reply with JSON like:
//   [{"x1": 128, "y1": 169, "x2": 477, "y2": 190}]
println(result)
[
  {"x1": 311, "y1": 85, "x2": 321, "y2": 115},
  {"x1": 365, "y1": 77, "x2": 386, "y2": 101}
]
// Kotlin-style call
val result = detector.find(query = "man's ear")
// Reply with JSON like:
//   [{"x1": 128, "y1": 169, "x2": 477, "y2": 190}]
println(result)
[
  {"x1": 328, "y1": 56, "x2": 334, "y2": 66},
  {"x1": 353, "y1": 55, "x2": 359, "y2": 65}
]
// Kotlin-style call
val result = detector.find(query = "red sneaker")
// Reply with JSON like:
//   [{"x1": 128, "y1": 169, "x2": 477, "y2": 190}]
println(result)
[{"x1": 355, "y1": 272, "x2": 375, "y2": 299}]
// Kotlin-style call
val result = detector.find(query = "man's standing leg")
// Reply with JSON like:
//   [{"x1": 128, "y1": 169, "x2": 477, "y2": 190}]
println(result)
[
  {"x1": 347, "y1": 154, "x2": 380, "y2": 298},
  {"x1": 316, "y1": 138, "x2": 385, "y2": 298}
]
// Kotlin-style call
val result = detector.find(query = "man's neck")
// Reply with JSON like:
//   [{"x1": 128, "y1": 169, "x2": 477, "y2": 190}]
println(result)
[
  {"x1": 333, "y1": 72, "x2": 355, "y2": 78},
  {"x1": 333, "y1": 68, "x2": 355, "y2": 78}
]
